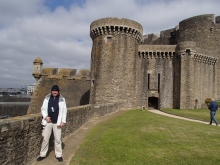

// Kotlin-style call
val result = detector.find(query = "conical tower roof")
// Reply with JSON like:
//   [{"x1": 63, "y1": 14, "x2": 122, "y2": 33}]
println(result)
[{"x1": 33, "y1": 57, "x2": 43, "y2": 64}]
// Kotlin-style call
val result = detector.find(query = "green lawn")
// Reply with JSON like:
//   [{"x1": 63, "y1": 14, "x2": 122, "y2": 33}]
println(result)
[{"x1": 70, "y1": 109, "x2": 220, "y2": 165}]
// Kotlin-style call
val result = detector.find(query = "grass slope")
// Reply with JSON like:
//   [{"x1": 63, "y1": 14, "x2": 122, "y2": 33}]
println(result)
[{"x1": 70, "y1": 110, "x2": 220, "y2": 165}]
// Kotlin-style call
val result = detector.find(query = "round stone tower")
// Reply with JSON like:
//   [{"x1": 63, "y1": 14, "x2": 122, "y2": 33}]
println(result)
[{"x1": 90, "y1": 17, "x2": 143, "y2": 108}]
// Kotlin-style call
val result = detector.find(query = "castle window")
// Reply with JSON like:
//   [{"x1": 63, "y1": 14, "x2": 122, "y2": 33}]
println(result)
[
  {"x1": 158, "y1": 73, "x2": 160, "y2": 93},
  {"x1": 195, "y1": 99, "x2": 198, "y2": 104},
  {"x1": 186, "y1": 49, "x2": 190, "y2": 55},
  {"x1": 148, "y1": 74, "x2": 150, "y2": 89},
  {"x1": 107, "y1": 36, "x2": 112, "y2": 43},
  {"x1": 91, "y1": 80, "x2": 95, "y2": 87},
  {"x1": 170, "y1": 32, "x2": 174, "y2": 37}
]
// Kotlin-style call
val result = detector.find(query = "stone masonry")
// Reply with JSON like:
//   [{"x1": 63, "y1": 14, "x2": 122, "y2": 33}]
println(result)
[
  {"x1": 90, "y1": 18, "x2": 143, "y2": 109},
  {"x1": 28, "y1": 63, "x2": 91, "y2": 114},
  {"x1": 90, "y1": 14, "x2": 220, "y2": 109}
]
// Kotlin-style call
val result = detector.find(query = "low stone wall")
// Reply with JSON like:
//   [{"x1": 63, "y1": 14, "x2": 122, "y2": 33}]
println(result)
[
  {"x1": 2, "y1": 97, "x2": 31, "y2": 102},
  {"x1": 0, "y1": 103, "x2": 122, "y2": 165},
  {"x1": 0, "y1": 103, "x2": 30, "y2": 117}
]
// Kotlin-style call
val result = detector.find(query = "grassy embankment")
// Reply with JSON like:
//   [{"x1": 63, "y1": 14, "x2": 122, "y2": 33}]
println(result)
[{"x1": 70, "y1": 109, "x2": 220, "y2": 165}]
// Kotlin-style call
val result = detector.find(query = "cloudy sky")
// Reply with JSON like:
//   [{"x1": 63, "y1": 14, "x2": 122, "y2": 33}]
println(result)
[{"x1": 0, "y1": 0, "x2": 220, "y2": 88}]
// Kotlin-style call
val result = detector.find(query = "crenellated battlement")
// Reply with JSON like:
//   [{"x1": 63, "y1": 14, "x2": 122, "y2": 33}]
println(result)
[
  {"x1": 194, "y1": 54, "x2": 217, "y2": 64},
  {"x1": 29, "y1": 58, "x2": 91, "y2": 114},
  {"x1": 90, "y1": 25, "x2": 143, "y2": 41},
  {"x1": 138, "y1": 45, "x2": 176, "y2": 59},
  {"x1": 40, "y1": 68, "x2": 90, "y2": 80},
  {"x1": 42, "y1": 68, "x2": 75, "y2": 79},
  {"x1": 90, "y1": 17, "x2": 143, "y2": 41},
  {"x1": 138, "y1": 51, "x2": 175, "y2": 59},
  {"x1": 177, "y1": 50, "x2": 218, "y2": 65}
]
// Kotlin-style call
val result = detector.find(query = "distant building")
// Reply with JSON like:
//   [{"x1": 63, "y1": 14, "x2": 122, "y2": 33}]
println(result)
[
  {"x1": 0, "y1": 88, "x2": 20, "y2": 96},
  {"x1": 27, "y1": 83, "x2": 36, "y2": 96},
  {"x1": 19, "y1": 88, "x2": 27, "y2": 95}
]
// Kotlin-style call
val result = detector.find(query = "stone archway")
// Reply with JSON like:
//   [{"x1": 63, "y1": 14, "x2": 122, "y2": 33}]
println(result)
[{"x1": 148, "y1": 97, "x2": 158, "y2": 109}]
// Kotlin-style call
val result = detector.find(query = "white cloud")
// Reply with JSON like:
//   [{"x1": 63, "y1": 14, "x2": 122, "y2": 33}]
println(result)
[{"x1": 0, "y1": 0, "x2": 220, "y2": 88}]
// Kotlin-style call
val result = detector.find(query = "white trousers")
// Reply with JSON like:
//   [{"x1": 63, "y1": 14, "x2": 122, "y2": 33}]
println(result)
[{"x1": 40, "y1": 123, "x2": 62, "y2": 158}]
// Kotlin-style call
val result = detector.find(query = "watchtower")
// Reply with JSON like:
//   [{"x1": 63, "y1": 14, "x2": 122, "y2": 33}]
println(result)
[{"x1": 32, "y1": 57, "x2": 43, "y2": 81}]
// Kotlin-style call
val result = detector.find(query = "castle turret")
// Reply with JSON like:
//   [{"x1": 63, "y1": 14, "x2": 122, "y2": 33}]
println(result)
[
  {"x1": 90, "y1": 17, "x2": 143, "y2": 108},
  {"x1": 32, "y1": 57, "x2": 43, "y2": 81}
]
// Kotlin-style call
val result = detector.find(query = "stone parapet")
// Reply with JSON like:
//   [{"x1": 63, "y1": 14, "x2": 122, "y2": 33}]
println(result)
[
  {"x1": 59, "y1": 68, "x2": 76, "y2": 77},
  {"x1": 138, "y1": 51, "x2": 175, "y2": 59},
  {"x1": 41, "y1": 68, "x2": 90, "y2": 80},
  {"x1": 177, "y1": 42, "x2": 218, "y2": 65},
  {"x1": 90, "y1": 17, "x2": 143, "y2": 41},
  {"x1": 42, "y1": 68, "x2": 58, "y2": 76},
  {"x1": 27, "y1": 68, "x2": 91, "y2": 114},
  {"x1": 42, "y1": 68, "x2": 77, "y2": 79},
  {"x1": 138, "y1": 45, "x2": 176, "y2": 52},
  {"x1": 78, "y1": 69, "x2": 90, "y2": 78},
  {"x1": 0, "y1": 102, "x2": 122, "y2": 165},
  {"x1": 194, "y1": 54, "x2": 217, "y2": 65},
  {"x1": 138, "y1": 45, "x2": 176, "y2": 59},
  {"x1": 0, "y1": 103, "x2": 29, "y2": 117}
]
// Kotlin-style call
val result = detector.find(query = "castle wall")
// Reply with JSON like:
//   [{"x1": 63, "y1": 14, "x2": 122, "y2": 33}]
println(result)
[
  {"x1": 90, "y1": 18, "x2": 143, "y2": 108},
  {"x1": 142, "y1": 27, "x2": 178, "y2": 45},
  {"x1": 217, "y1": 55, "x2": 220, "y2": 99},
  {"x1": 173, "y1": 53, "x2": 181, "y2": 109},
  {"x1": 0, "y1": 97, "x2": 31, "y2": 102},
  {"x1": 193, "y1": 60, "x2": 215, "y2": 108},
  {"x1": 141, "y1": 14, "x2": 220, "y2": 109},
  {"x1": 142, "y1": 34, "x2": 160, "y2": 45},
  {"x1": 27, "y1": 68, "x2": 91, "y2": 114},
  {"x1": 193, "y1": 48, "x2": 218, "y2": 107},
  {"x1": 0, "y1": 103, "x2": 29, "y2": 117},
  {"x1": 177, "y1": 41, "x2": 218, "y2": 109},
  {"x1": 0, "y1": 103, "x2": 122, "y2": 165},
  {"x1": 0, "y1": 98, "x2": 31, "y2": 117},
  {"x1": 178, "y1": 50, "x2": 195, "y2": 109},
  {"x1": 138, "y1": 45, "x2": 176, "y2": 109}
]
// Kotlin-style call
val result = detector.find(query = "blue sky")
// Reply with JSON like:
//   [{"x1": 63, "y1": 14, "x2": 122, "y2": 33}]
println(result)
[
  {"x1": 43, "y1": 0, "x2": 86, "y2": 11},
  {"x1": 0, "y1": 0, "x2": 220, "y2": 88}
]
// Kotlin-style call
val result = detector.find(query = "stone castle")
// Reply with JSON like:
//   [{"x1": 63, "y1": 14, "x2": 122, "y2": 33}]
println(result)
[
  {"x1": 32, "y1": 14, "x2": 220, "y2": 112},
  {"x1": 1, "y1": 14, "x2": 220, "y2": 164},
  {"x1": 90, "y1": 14, "x2": 220, "y2": 110}
]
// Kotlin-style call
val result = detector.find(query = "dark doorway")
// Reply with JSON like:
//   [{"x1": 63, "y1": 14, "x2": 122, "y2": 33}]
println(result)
[
  {"x1": 148, "y1": 97, "x2": 158, "y2": 109},
  {"x1": 80, "y1": 90, "x2": 90, "y2": 105}
]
